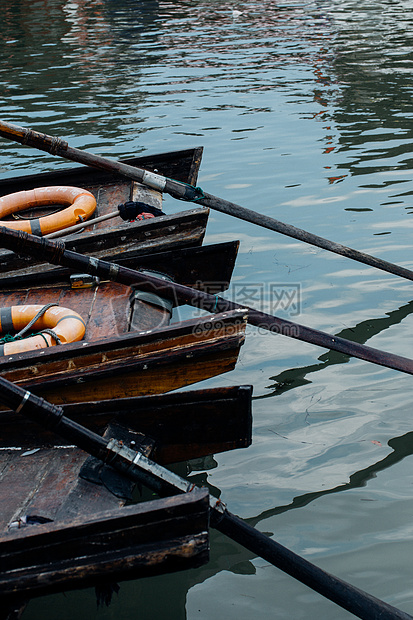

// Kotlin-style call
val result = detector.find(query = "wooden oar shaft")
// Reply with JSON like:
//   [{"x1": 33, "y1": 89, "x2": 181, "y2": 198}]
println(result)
[
  {"x1": 0, "y1": 121, "x2": 195, "y2": 201},
  {"x1": 198, "y1": 192, "x2": 413, "y2": 282},
  {"x1": 1, "y1": 226, "x2": 413, "y2": 376},
  {"x1": 45, "y1": 210, "x2": 119, "y2": 239},
  {"x1": 1, "y1": 377, "x2": 411, "y2": 620},
  {"x1": 1, "y1": 120, "x2": 413, "y2": 282}
]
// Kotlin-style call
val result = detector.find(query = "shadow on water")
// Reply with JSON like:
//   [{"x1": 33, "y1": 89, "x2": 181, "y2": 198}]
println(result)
[
  {"x1": 22, "y1": 298, "x2": 413, "y2": 617},
  {"x1": 316, "y1": 1, "x2": 413, "y2": 183},
  {"x1": 6, "y1": 1, "x2": 413, "y2": 618},
  {"x1": 96, "y1": 427, "x2": 413, "y2": 620},
  {"x1": 121, "y1": 299, "x2": 413, "y2": 616},
  {"x1": 246, "y1": 429, "x2": 413, "y2": 528},
  {"x1": 256, "y1": 299, "x2": 413, "y2": 399}
]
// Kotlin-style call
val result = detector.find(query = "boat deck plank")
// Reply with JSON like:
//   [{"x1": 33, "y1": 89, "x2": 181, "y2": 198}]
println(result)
[
  {"x1": 1, "y1": 281, "x2": 133, "y2": 341},
  {"x1": 0, "y1": 147, "x2": 208, "y2": 278},
  {"x1": 0, "y1": 446, "x2": 124, "y2": 531}
]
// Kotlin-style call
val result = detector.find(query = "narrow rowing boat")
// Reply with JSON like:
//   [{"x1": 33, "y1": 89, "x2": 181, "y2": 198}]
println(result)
[
  {"x1": 0, "y1": 385, "x2": 252, "y2": 605},
  {"x1": 0, "y1": 147, "x2": 208, "y2": 277},
  {"x1": 0, "y1": 144, "x2": 247, "y2": 402},
  {"x1": 0, "y1": 144, "x2": 250, "y2": 608}
]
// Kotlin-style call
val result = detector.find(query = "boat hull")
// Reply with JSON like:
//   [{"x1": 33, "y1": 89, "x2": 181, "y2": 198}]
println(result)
[{"x1": 0, "y1": 148, "x2": 207, "y2": 276}]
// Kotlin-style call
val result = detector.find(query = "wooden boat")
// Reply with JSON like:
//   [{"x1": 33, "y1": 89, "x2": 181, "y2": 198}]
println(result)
[
  {"x1": 1, "y1": 490, "x2": 210, "y2": 608},
  {"x1": 0, "y1": 385, "x2": 252, "y2": 603},
  {"x1": 0, "y1": 300, "x2": 247, "y2": 404},
  {"x1": 0, "y1": 155, "x2": 249, "y2": 594},
  {"x1": 0, "y1": 147, "x2": 208, "y2": 277},
  {"x1": 0, "y1": 145, "x2": 249, "y2": 605},
  {"x1": 0, "y1": 239, "x2": 239, "y2": 294},
  {"x1": 0, "y1": 142, "x2": 247, "y2": 401},
  {"x1": 0, "y1": 385, "x2": 253, "y2": 465}
]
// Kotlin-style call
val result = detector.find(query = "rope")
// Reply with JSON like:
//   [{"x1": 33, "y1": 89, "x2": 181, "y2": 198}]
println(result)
[
  {"x1": 15, "y1": 303, "x2": 59, "y2": 339},
  {"x1": 184, "y1": 184, "x2": 205, "y2": 202},
  {"x1": 37, "y1": 332, "x2": 51, "y2": 347},
  {"x1": 38, "y1": 328, "x2": 62, "y2": 346},
  {"x1": 171, "y1": 181, "x2": 205, "y2": 202},
  {"x1": 0, "y1": 303, "x2": 61, "y2": 346},
  {"x1": 0, "y1": 333, "x2": 20, "y2": 343},
  {"x1": 12, "y1": 206, "x2": 63, "y2": 220}
]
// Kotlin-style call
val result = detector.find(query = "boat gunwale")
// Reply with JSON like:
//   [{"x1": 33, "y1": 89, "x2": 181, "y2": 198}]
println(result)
[
  {"x1": 0, "y1": 147, "x2": 204, "y2": 193},
  {"x1": 0, "y1": 309, "x2": 248, "y2": 371}
]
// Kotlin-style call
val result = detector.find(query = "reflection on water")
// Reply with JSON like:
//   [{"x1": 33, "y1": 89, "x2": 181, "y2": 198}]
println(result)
[
  {"x1": 2, "y1": 0, "x2": 413, "y2": 618},
  {"x1": 248, "y1": 428, "x2": 413, "y2": 527},
  {"x1": 259, "y1": 299, "x2": 413, "y2": 398},
  {"x1": 328, "y1": 0, "x2": 413, "y2": 183}
]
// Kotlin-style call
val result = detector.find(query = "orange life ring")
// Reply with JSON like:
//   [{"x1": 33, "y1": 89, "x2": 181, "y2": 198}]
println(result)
[
  {"x1": 0, "y1": 186, "x2": 97, "y2": 236},
  {"x1": 0, "y1": 305, "x2": 86, "y2": 356}
]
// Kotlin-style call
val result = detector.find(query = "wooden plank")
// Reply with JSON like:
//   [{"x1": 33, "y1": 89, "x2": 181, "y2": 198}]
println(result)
[
  {"x1": 0, "y1": 205, "x2": 210, "y2": 277},
  {"x1": 0, "y1": 449, "x2": 63, "y2": 529},
  {"x1": 0, "y1": 240, "x2": 240, "y2": 294},
  {"x1": 0, "y1": 448, "x2": 94, "y2": 530},
  {"x1": 57, "y1": 208, "x2": 209, "y2": 259},
  {"x1": 0, "y1": 311, "x2": 247, "y2": 405},
  {"x1": 0, "y1": 489, "x2": 209, "y2": 601},
  {"x1": 22, "y1": 334, "x2": 244, "y2": 404},
  {"x1": 0, "y1": 148, "x2": 206, "y2": 276},
  {"x1": 0, "y1": 385, "x2": 253, "y2": 463},
  {"x1": 111, "y1": 240, "x2": 239, "y2": 291},
  {"x1": 0, "y1": 422, "x2": 151, "y2": 547}
]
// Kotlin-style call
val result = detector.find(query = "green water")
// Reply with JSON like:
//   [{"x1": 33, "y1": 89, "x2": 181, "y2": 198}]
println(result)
[{"x1": 2, "y1": 0, "x2": 413, "y2": 618}]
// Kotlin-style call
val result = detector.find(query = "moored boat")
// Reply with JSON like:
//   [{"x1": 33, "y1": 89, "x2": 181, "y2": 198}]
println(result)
[
  {"x1": 0, "y1": 298, "x2": 247, "y2": 404},
  {"x1": 0, "y1": 147, "x2": 208, "y2": 277},
  {"x1": 0, "y1": 490, "x2": 210, "y2": 608},
  {"x1": 0, "y1": 145, "x2": 246, "y2": 403},
  {"x1": 0, "y1": 241, "x2": 246, "y2": 403},
  {"x1": 0, "y1": 143, "x2": 251, "y2": 610},
  {"x1": 0, "y1": 385, "x2": 252, "y2": 605}
]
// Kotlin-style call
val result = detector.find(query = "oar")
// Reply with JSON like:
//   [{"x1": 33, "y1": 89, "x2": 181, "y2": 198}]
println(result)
[
  {"x1": 1, "y1": 120, "x2": 413, "y2": 282},
  {"x1": 45, "y1": 203, "x2": 163, "y2": 239},
  {"x1": 1, "y1": 226, "x2": 413, "y2": 376},
  {"x1": 1, "y1": 377, "x2": 411, "y2": 620},
  {"x1": 45, "y1": 209, "x2": 119, "y2": 239}
]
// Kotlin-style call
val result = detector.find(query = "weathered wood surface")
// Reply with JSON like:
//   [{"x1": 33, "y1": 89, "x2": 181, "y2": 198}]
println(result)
[
  {"x1": 0, "y1": 385, "x2": 250, "y2": 602},
  {"x1": 0, "y1": 488, "x2": 209, "y2": 601},
  {"x1": 0, "y1": 310, "x2": 247, "y2": 404},
  {"x1": 0, "y1": 383, "x2": 251, "y2": 541},
  {"x1": 0, "y1": 148, "x2": 207, "y2": 276},
  {"x1": 0, "y1": 145, "x2": 245, "y2": 605},
  {"x1": 0, "y1": 206, "x2": 211, "y2": 276},
  {"x1": 0, "y1": 147, "x2": 203, "y2": 195},
  {"x1": 0, "y1": 385, "x2": 253, "y2": 462},
  {"x1": 0, "y1": 240, "x2": 240, "y2": 294},
  {"x1": 0, "y1": 237, "x2": 241, "y2": 341}
]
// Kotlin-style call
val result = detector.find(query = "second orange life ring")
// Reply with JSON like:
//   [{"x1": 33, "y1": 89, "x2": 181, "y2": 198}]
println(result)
[
  {"x1": 0, "y1": 186, "x2": 97, "y2": 236},
  {"x1": 0, "y1": 304, "x2": 86, "y2": 356}
]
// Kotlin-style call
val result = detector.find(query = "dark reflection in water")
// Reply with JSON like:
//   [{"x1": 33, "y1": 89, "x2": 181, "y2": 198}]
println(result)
[
  {"x1": 3, "y1": 1, "x2": 413, "y2": 618},
  {"x1": 113, "y1": 427, "x2": 413, "y2": 619},
  {"x1": 325, "y1": 1, "x2": 413, "y2": 181},
  {"x1": 0, "y1": 0, "x2": 333, "y2": 132},
  {"x1": 258, "y1": 299, "x2": 413, "y2": 398},
  {"x1": 0, "y1": 0, "x2": 163, "y2": 147},
  {"x1": 247, "y1": 429, "x2": 413, "y2": 527}
]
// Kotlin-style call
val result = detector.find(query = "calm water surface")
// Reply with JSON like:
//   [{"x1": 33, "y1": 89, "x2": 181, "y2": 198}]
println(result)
[{"x1": 2, "y1": 1, "x2": 413, "y2": 618}]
